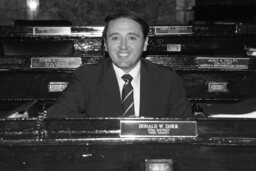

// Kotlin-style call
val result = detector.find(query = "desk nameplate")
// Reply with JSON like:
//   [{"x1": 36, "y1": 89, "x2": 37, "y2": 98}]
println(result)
[
  {"x1": 208, "y1": 81, "x2": 228, "y2": 93},
  {"x1": 154, "y1": 26, "x2": 193, "y2": 35},
  {"x1": 33, "y1": 27, "x2": 71, "y2": 35},
  {"x1": 31, "y1": 57, "x2": 82, "y2": 68},
  {"x1": 120, "y1": 120, "x2": 197, "y2": 137},
  {"x1": 197, "y1": 57, "x2": 249, "y2": 69},
  {"x1": 48, "y1": 82, "x2": 68, "y2": 92},
  {"x1": 167, "y1": 44, "x2": 181, "y2": 52}
]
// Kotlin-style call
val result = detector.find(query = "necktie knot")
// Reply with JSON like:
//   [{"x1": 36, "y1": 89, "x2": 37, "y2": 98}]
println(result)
[{"x1": 122, "y1": 74, "x2": 133, "y2": 83}]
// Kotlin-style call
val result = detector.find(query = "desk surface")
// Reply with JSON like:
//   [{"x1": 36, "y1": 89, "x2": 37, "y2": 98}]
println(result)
[
  {"x1": 1, "y1": 118, "x2": 256, "y2": 171},
  {"x1": 1, "y1": 117, "x2": 256, "y2": 145}
]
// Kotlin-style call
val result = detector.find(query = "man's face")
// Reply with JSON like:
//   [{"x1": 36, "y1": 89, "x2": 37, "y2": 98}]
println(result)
[{"x1": 104, "y1": 17, "x2": 148, "y2": 73}]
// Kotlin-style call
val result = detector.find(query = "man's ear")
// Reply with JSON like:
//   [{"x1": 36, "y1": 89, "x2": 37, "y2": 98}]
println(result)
[
  {"x1": 103, "y1": 39, "x2": 108, "y2": 52},
  {"x1": 143, "y1": 36, "x2": 149, "y2": 51}
]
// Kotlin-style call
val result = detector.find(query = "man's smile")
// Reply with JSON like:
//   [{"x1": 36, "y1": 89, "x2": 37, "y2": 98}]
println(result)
[{"x1": 118, "y1": 52, "x2": 130, "y2": 57}]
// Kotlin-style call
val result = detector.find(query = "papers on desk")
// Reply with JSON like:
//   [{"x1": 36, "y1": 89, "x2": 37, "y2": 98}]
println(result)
[
  {"x1": 3, "y1": 100, "x2": 38, "y2": 119},
  {"x1": 200, "y1": 98, "x2": 256, "y2": 118},
  {"x1": 245, "y1": 46, "x2": 256, "y2": 56},
  {"x1": 208, "y1": 111, "x2": 256, "y2": 118}
]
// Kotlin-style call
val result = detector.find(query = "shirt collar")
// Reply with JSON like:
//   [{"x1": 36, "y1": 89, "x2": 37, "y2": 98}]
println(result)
[{"x1": 112, "y1": 61, "x2": 141, "y2": 84}]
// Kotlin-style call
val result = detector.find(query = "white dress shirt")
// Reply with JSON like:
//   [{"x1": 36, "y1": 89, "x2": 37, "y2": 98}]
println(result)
[{"x1": 112, "y1": 61, "x2": 141, "y2": 116}]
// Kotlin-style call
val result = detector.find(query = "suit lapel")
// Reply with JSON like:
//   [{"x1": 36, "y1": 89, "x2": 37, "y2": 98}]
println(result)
[
  {"x1": 140, "y1": 60, "x2": 158, "y2": 117},
  {"x1": 97, "y1": 60, "x2": 122, "y2": 116}
]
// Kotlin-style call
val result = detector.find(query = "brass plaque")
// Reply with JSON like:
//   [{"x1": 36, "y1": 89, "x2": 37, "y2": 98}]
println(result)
[
  {"x1": 208, "y1": 81, "x2": 228, "y2": 93},
  {"x1": 145, "y1": 159, "x2": 173, "y2": 171},
  {"x1": 167, "y1": 44, "x2": 181, "y2": 52},
  {"x1": 31, "y1": 57, "x2": 82, "y2": 68},
  {"x1": 71, "y1": 26, "x2": 104, "y2": 37},
  {"x1": 48, "y1": 82, "x2": 68, "y2": 92},
  {"x1": 120, "y1": 120, "x2": 197, "y2": 137},
  {"x1": 154, "y1": 26, "x2": 193, "y2": 35},
  {"x1": 197, "y1": 57, "x2": 249, "y2": 69},
  {"x1": 33, "y1": 27, "x2": 71, "y2": 35}
]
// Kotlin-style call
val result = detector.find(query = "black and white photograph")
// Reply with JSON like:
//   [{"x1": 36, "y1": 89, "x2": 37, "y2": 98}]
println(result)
[{"x1": 1, "y1": 0, "x2": 256, "y2": 170}]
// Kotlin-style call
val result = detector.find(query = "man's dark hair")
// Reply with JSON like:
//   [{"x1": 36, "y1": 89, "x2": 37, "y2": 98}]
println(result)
[{"x1": 102, "y1": 11, "x2": 149, "y2": 40}]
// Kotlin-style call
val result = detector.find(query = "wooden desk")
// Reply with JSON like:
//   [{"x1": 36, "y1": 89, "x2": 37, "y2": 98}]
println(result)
[{"x1": 1, "y1": 118, "x2": 256, "y2": 171}]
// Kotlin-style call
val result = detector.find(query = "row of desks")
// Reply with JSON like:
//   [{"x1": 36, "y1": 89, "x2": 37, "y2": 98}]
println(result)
[{"x1": 1, "y1": 118, "x2": 256, "y2": 170}]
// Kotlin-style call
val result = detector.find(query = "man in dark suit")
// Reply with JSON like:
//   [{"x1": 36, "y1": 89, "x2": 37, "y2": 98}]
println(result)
[{"x1": 47, "y1": 11, "x2": 192, "y2": 118}]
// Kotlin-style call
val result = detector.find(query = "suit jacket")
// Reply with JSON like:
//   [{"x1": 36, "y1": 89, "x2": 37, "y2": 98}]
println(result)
[{"x1": 47, "y1": 58, "x2": 192, "y2": 118}]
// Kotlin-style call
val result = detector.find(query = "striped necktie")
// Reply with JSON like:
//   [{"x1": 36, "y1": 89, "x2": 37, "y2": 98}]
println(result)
[{"x1": 121, "y1": 74, "x2": 135, "y2": 116}]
